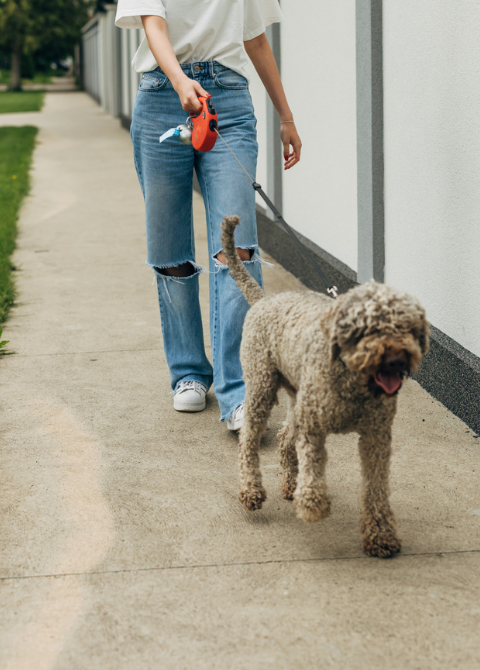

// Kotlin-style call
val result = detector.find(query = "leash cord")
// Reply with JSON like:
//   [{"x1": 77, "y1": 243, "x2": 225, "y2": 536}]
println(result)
[{"x1": 215, "y1": 128, "x2": 338, "y2": 299}]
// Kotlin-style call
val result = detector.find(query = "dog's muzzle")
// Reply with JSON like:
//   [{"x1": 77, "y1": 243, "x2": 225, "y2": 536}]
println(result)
[{"x1": 371, "y1": 352, "x2": 409, "y2": 395}]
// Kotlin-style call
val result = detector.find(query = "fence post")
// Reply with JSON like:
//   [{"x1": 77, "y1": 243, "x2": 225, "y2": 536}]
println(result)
[
  {"x1": 265, "y1": 22, "x2": 283, "y2": 220},
  {"x1": 356, "y1": 0, "x2": 384, "y2": 283}
]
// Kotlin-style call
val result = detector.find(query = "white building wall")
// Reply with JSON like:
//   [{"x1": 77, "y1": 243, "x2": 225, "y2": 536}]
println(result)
[
  {"x1": 244, "y1": 62, "x2": 268, "y2": 211},
  {"x1": 383, "y1": 1, "x2": 480, "y2": 357},
  {"x1": 279, "y1": 0, "x2": 358, "y2": 271}
]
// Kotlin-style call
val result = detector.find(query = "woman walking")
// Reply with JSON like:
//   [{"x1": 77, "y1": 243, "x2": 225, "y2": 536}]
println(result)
[{"x1": 115, "y1": 0, "x2": 301, "y2": 430}]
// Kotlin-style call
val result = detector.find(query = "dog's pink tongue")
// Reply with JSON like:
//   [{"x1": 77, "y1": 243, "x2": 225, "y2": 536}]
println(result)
[{"x1": 374, "y1": 372, "x2": 403, "y2": 394}]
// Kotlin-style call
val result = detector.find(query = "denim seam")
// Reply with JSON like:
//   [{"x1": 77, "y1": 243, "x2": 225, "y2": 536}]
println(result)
[
  {"x1": 199, "y1": 166, "x2": 219, "y2": 375},
  {"x1": 156, "y1": 278, "x2": 168, "y2": 340},
  {"x1": 131, "y1": 135, "x2": 143, "y2": 194}
]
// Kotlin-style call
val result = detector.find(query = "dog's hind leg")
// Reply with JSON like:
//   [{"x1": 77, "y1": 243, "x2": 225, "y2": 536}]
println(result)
[
  {"x1": 358, "y1": 427, "x2": 401, "y2": 558},
  {"x1": 238, "y1": 365, "x2": 279, "y2": 513},
  {"x1": 278, "y1": 394, "x2": 298, "y2": 500}
]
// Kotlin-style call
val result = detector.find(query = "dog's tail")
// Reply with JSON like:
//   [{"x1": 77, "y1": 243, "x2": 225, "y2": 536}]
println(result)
[{"x1": 220, "y1": 216, "x2": 264, "y2": 306}]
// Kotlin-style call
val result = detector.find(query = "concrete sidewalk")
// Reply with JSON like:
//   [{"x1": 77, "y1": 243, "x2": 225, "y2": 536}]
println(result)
[{"x1": 0, "y1": 92, "x2": 479, "y2": 670}]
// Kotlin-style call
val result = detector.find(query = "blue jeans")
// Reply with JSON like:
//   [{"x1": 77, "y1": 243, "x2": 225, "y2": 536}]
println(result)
[{"x1": 130, "y1": 61, "x2": 263, "y2": 421}]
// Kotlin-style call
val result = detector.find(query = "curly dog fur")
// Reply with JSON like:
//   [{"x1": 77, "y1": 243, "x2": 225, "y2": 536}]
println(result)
[{"x1": 221, "y1": 216, "x2": 429, "y2": 558}]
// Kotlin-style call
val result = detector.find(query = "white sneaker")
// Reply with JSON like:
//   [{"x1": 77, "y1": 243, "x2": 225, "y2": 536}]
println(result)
[
  {"x1": 227, "y1": 404, "x2": 244, "y2": 431},
  {"x1": 174, "y1": 381, "x2": 207, "y2": 412}
]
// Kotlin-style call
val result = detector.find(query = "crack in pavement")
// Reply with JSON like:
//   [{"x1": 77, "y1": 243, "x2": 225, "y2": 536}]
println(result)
[{"x1": 2, "y1": 547, "x2": 479, "y2": 582}]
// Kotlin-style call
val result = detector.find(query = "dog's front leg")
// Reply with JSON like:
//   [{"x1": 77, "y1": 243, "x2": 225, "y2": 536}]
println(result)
[
  {"x1": 358, "y1": 428, "x2": 401, "y2": 558},
  {"x1": 238, "y1": 425, "x2": 267, "y2": 512},
  {"x1": 293, "y1": 430, "x2": 331, "y2": 523}
]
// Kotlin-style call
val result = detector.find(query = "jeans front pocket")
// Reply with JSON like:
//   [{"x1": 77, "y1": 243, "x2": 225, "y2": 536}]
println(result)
[
  {"x1": 139, "y1": 71, "x2": 168, "y2": 91},
  {"x1": 213, "y1": 68, "x2": 248, "y2": 90}
]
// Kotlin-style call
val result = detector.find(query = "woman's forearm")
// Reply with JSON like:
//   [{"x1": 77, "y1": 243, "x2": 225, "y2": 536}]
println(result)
[
  {"x1": 140, "y1": 15, "x2": 207, "y2": 112},
  {"x1": 141, "y1": 16, "x2": 185, "y2": 87},
  {"x1": 244, "y1": 33, "x2": 292, "y2": 121},
  {"x1": 244, "y1": 32, "x2": 301, "y2": 169}
]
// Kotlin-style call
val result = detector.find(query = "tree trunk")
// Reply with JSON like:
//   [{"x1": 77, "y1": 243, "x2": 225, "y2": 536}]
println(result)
[{"x1": 8, "y1": 36, "x2": 23, "y2": 91}]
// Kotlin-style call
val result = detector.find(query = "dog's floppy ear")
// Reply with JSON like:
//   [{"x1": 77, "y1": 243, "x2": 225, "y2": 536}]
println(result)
[{"x1": 320, "y1": 299, "x2": 342, "y2": 362}]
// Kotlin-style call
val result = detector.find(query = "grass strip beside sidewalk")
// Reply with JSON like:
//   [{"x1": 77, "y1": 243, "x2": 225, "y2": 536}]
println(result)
[
  {"x1": 0, "y1": 126, "x2": 38, "y2": 323},
  {"x1": 0, "y1": 92, "x2": 44, "y2": 114}
]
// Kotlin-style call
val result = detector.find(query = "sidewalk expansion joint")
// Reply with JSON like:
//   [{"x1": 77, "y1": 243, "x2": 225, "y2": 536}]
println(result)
[
  {"x1": 9, "y1": 347, "x2": 163, "y2": 358},
  {"x1": 1, "y1": 548, "x2": 479, "y2": 582}
]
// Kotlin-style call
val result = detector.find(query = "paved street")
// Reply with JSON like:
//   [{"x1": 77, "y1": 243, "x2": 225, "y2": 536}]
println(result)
[{"x1": 0, "y1": 92, "x2": 479, "y2": 669}]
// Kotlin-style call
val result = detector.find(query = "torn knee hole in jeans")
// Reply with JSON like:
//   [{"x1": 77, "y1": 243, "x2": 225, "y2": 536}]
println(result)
[
  {"x1": 213, "y1": 248, "x2": 274, "y2": 270},
  {"x1": 153, "y1": 261, "x2": 205, "y2": 278}
]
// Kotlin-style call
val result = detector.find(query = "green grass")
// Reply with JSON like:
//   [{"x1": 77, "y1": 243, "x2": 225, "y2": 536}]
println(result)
[
  {"x1": 0, "y1": 91, "x2": 45, "y2": 114},
  {"x1": 0, "y1": 69, "x2": 61, "y2": 85},
  {"x1": 0, "y1": 126, "x2": 38, "y2": 323}
]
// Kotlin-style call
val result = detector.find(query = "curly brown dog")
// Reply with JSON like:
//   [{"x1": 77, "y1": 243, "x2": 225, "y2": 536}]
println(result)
[{"x1": 221, "y1": 216, "x2": 429, "y2": 558}]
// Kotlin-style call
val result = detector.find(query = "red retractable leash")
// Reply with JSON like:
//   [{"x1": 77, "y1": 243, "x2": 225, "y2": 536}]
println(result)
[
  {"x1": 189, "y1": 95, "x2": 218, "y2": 152},
  {"x1": 158, "y1": 94, "x2": 218, "y2": 151},
  {"x1": 159, "y1": 96, "x2": 338, "y2": 298}
]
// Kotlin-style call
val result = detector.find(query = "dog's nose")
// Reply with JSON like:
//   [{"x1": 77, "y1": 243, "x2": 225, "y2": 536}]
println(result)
[{"x1": 384, "y1": 355, "x2": 408, "y2": 374}]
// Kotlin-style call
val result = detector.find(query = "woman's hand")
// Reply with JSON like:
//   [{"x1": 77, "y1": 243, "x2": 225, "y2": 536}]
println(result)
[
  {"x1": 173, "y1": 75, "x2": 208, "y2": 113},
  {"x1": 281, "y1": 122, "x2": 302, "y2": 170}
]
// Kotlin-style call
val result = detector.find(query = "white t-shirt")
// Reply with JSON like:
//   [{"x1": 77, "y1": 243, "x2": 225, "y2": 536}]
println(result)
[{"x1": 115, "y1": 0, "x2": 282, "y2": 80}]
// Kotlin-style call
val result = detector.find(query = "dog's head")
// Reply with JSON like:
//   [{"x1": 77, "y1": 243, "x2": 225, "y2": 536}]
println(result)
[{"x1": 321, "y1": 281, "x2": 429, "y2": 396}]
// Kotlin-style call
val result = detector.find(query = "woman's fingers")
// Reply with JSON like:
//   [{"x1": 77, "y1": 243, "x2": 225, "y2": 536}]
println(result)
[
  {"x1": 281, "y1": 125, "x2": 302, "y2": 170},
  {"x1": 176, "y1": 78, "x2": 206, "y2": 112},
  {"x1": 184, "y1": 91, "x2": 202, "y2": 113},
  {"x1": 180, "y1": 80, "x2": 209, "y2": 112},
  {"x1": 192, "y1": 80, "x2": 209, "y2": 98},
  {"x1": 285, "y1": 142, "x2": 301, "y2": 169}
]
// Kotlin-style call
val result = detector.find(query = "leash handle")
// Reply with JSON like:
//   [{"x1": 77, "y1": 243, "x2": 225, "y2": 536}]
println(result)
[{"x1": 189, "y1": 96, "x2": 218, "y2": 152}]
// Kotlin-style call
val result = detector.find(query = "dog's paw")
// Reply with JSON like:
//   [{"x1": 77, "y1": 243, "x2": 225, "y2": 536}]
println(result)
[
  {"x1": 361, "y1": 512, "x2": 401, "y2": 558},
  {"x1": 239, "y1": 486, "x2": 267, "y2": 512},
  {"x1": 281, "y1": 478, "x2": 296, "y2": 500},
  {"x1": 362, "y1": 532, "x2": 401, "y2": 558},
  {"x1": 294, "y1": 486, "x2": 331, "y2": 523}
]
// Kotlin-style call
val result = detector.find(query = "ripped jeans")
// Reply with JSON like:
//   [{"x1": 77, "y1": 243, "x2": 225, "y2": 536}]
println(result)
[{"x1": 131, "y1": 61, "x2": 263, "y2": 421}]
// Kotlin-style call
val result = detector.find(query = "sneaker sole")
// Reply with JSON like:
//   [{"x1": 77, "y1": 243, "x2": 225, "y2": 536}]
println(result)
[
  {"x1": 174, "y1": 399, "x2": 206, "y2": 412},
  {"x1": 227, "y1": 419, "x2": 243, "y2": 431}
]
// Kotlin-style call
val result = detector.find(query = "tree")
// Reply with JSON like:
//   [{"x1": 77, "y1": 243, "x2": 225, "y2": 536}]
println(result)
[
  {"x1": 0, "y1": 0, "x2": 92, "y2": 90},
  {"x1": 0, "y1": 0, "x2": 29, "y2": 90}
]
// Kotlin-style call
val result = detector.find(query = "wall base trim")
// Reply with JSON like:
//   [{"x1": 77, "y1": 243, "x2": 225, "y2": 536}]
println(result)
[{"x1": 415, "y1": 326, "x2": 480, "y2": 434}]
